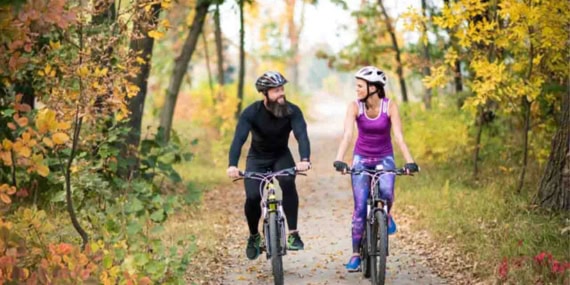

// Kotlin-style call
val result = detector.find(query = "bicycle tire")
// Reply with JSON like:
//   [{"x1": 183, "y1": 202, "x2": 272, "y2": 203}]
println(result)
[
  {"x1": 269, "y1": 211, "x2": 284, "y2": 285},
  {"x1": 371, "y1": 210, "x2": 388, "y2": 285},
  {"x1": 361, "y1": 222, "x2": 371, "y2": 278}
]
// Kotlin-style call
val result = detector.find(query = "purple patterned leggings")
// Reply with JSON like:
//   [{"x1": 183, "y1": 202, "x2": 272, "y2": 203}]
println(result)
[{"x1": 350, "y1": 154, "x2": 396, "y2": 253}]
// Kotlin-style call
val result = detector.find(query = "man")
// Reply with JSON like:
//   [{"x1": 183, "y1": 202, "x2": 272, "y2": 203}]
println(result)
[{"x1": 226, "y1": 71, "x2": 311, "y2": 260}]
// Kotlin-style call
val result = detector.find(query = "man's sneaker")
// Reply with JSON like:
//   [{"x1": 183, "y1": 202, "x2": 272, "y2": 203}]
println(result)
[
  {"x1": 345, "y1": 255, "x2": 361, "y2": 272},
  {"x1": 287, "y1": 232, "x2": 304, "y2": 250},
  {"x1": 246, "y1": 233, "x2": 261, "y2": 260},
  {"x1": 388, "y1": 215, "x2": 397, "y2": 235}
]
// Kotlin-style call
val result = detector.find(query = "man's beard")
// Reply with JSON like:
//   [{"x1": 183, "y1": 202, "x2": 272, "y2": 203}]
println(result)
[{"x1": 266, "y1": 96, "x2": 292, "y2": 118}]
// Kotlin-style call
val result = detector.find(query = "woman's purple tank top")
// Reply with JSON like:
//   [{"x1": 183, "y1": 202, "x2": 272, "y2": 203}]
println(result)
[{"x1": 354, "y1": 97, "x2": 393, "y2": 158}]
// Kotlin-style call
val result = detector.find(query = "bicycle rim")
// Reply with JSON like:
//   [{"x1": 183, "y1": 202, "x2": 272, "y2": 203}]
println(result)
[{"x1": 269, "y1": 212, "x2": 284, "y2": 285}]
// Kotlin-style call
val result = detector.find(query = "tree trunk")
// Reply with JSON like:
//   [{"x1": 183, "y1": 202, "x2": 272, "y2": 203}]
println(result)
[
  {"x1": 473, "y1": 106, "x2": 484, "y2": 179},
  {"x1": 127, "y1": 0, "x2": 161, "y2": 158},
  {"x1": 517, "y1": 97, "x2": 531, "y2": 193},
  {"x1": 378, "y1": 0, "x2": 408, "y2": 102},
  {"x1": 159, "y1": 1, "x2": 210, "y2": 142},
  {"x1": 202, "y1": 30, "x2": 214, "y2": 99},
  {"x1": 235, "y1": 0, "x2": 245, "y2": 118},
  {"x1": 454, "y1": 60, "x2": 463, "y2": 93},
  {"x1": 443, "y1": 0, "x2": 463, "y2": 94},
  {"x1": 537, "y1": 92, "x2": 570, "y2": 210},
  {"x1": 214, "y1": 4, "x2": 225, "y2": 87},
  {"x1": 517, "y1": 39, "x2": 535, "y2": 194},
  {"x1": 421, "y1": 0, "x2": 432, "y2": 109},
  {"x1": 285, "y1": 0, "x2": 304, "y2": 89}
]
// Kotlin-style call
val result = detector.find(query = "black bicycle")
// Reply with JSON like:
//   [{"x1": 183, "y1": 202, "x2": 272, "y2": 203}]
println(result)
[
  {"x1": 338, "y1": 165, "x2": 413, "y2": 285},
  {"x1": 234, "y1": 167, "x2": 305, "y2": 285}
]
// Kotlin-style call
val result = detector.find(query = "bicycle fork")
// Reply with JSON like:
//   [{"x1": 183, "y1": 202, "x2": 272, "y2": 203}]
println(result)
[{"x1": 263, "y1": 195, "x2": 287, "y2": 258}]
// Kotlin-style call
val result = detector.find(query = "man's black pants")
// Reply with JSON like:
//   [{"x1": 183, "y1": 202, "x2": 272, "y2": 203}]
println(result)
[{"x1": 244, "y1": 150, "x2": 299, "y2": 235}]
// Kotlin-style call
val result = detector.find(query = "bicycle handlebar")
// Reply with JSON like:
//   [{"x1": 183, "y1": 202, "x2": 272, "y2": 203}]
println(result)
[
  {"x1": 338, "y1": 167, "x2": 414, "y2": 176},
  {"x1": 232, "y1": 167, "x2": 307, "y2": 182}
]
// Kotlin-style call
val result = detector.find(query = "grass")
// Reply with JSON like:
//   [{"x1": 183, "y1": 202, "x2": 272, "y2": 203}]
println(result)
[{"x1": 394, "y1": 100, "x2": 569, "y2": 283}]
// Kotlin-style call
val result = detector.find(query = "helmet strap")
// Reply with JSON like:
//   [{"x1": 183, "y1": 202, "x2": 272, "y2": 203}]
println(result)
[{"x1": 359, "y1": 82, "x2": 379, "y2": 109}]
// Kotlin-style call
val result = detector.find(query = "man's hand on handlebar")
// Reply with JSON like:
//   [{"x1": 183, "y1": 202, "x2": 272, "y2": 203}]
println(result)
[
  {"x1": 296, "y1": 161, "x2": 311, "y2": 172},
  {"x1": 226, "y1": 166, "x2": 240, "y2": 179}
]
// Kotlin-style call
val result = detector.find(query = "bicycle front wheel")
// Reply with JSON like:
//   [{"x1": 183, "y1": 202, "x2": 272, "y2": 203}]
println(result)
[
  {"x1": 269, "y1": 211, "x2": 284, "y2": 285},
  {"x1": 371, "y1": 211, "x2": 388, "y2": 285}
]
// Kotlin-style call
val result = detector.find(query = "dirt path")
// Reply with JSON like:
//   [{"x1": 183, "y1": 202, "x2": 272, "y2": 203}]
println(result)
[{"x1": 221, "y1": 93, "x2": 447, "y2": 285}]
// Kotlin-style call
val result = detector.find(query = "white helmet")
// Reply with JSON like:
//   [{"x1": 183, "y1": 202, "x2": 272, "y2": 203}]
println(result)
[{"x1": 355, "y1": 66, "x2": 387, "y2": 85}]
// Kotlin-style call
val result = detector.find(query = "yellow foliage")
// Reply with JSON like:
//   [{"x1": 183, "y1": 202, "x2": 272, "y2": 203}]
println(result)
[
  {"x1": 49, "y1": 40, "x2": 61, "y2": 50},
  {"x1": 0, "y1": 151, "x2": 12, "y2": 166},
  {"x1": 422, "y1": 66, "x2": 448, "y2": 89},
  {"x1": 52, "y1": 132, "x2": 69, "y2": 145},
  {"x1": 160, "y1": 19, "x2": 171, "y2": 29},
  {"x1": 127, "y1": 84, "x2": 140, "y2": 98},
  {"x1": 0, "y1": 184, "x2": 16, "y2": 204},
  {"x1": 32, "y1": 153, "x2": 49, "y2": 177},
  {"x1": 94, "y1": 67, "x2": 109, "y2": 77},
  {"x1": 444, "y1": 47, "x2": 458, "y2": 67},
  {"x1": 13, "y1": 141, "x2": 31, "y2": 158},
  {"x1": 2, "y1": 139, "x2": 12, "y2": 150},
  {"x1": 36, "y1": 108, "x2": 58, "y2": 134},
  {"x1": 42, "y1": 137, "x2": 54, "y2": 148},
  {"x1": 38, "y1": 64, "x2": 56, "y2": 77},
  {"x1": 77, "y1": 65, "x2": 89, "y2": 77},
  {"x1": 57, "y1": 121, "x2": 71, "y2": 131},
  {"x1": 400, "y1": 8, "x2": 425, "y2": 33},
  {"x1": 148, "y1": 30, "x2": 164, "y2": 40}
]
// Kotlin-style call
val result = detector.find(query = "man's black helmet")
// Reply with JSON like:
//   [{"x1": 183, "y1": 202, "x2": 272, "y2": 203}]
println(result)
[{"x1": 255, "y1": 71, "x2": 288, "y2": 93}]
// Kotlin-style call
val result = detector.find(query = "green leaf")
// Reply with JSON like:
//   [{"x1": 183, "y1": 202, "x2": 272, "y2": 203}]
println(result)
[
  {"x1": 2, "y1": 109, "x2": 15, "y2": 117},
  {"x1": 103, "y1": 254, "x2": 113, "y2": 269},
  {"x1": 134, "y1": 253, "x2": 150, "y2": 266},
  {"x1": 151, "y1": 195, "x2": 164, "y2": 205},
  {"x1": 145, "y1": 260, "x2": 165, "y2": 275},
  {"x1": 182, "y1": 152, "x2": 194, "y2": 161},
  {"x1": 150, "y1": 209, "x2": 165, "y2": 222},
  {"x1": 50, "y1": 190, "x2": 66, "y2": 203},
  {"x1": 126, "y1": 198, "x2": 144, "y2": 213},
  {"x1": 169, "y1": 171, "x2": 182, "y2": 183},
  {"x1": 140, "y1": 139, "x2": 158, "y2": 156},
  {"x1": 127, "y1": 220, "x2": 142, "y2": 235}
]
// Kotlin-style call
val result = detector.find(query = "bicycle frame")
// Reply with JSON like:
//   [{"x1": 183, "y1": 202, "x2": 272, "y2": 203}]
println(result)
[
  {"x1": 235, "y1": 167, "x2": 302, "y2": 285},
  {"x1": 237, "y1": 167, "x2": 301, "y2": 258}
]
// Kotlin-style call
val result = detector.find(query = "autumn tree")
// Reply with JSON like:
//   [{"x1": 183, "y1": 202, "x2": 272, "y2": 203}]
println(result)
[
  {"x1": 159, "y1": 0, "x2": 211, "y2": 142},
  {"x1": 418, "y1": 0, "x2": 569, "y2": 193}
]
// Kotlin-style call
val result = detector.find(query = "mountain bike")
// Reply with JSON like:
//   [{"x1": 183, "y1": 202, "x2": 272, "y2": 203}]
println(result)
[
  {"x1": 338, "y1": 165, "x2": 413, "y2": 285},
  {"x1": 234, "y1": 167, "x2": 305, "y2": 285}
]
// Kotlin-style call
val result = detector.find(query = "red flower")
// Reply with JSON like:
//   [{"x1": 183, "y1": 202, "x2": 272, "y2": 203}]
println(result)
[
  {"x1": 551, "y1": 260, "x2": 565, "y2": 274},
  {"x1": 535, "y1": 252, "x2": 546, "y2": 265},
  {"x1": 498, "y1": 257, "x2": 509, "y2": 280}
]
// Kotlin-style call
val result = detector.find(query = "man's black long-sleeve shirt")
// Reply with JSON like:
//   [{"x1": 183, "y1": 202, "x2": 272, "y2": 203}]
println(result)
[{"x1": 228, "y1": 100, "x2": 310, "y2": 166}]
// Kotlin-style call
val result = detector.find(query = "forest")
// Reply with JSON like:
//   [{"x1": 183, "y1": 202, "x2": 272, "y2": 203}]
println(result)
[{"x1": 0, "y1": 0, "x2": 568, "y2": 284}]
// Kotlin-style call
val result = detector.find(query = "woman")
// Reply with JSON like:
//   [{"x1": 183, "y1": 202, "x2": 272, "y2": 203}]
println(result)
[{"x1": 333, "y1": 66, "x2": 419, "y2": 272}]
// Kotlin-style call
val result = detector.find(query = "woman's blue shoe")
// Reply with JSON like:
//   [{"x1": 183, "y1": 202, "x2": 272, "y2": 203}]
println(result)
[
  {"x1": 388, "y1": 215, "x2": 397, "y2": 235},
  {"x1": 345, "y1": 255, "x2": 361, "y2": 272}
]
